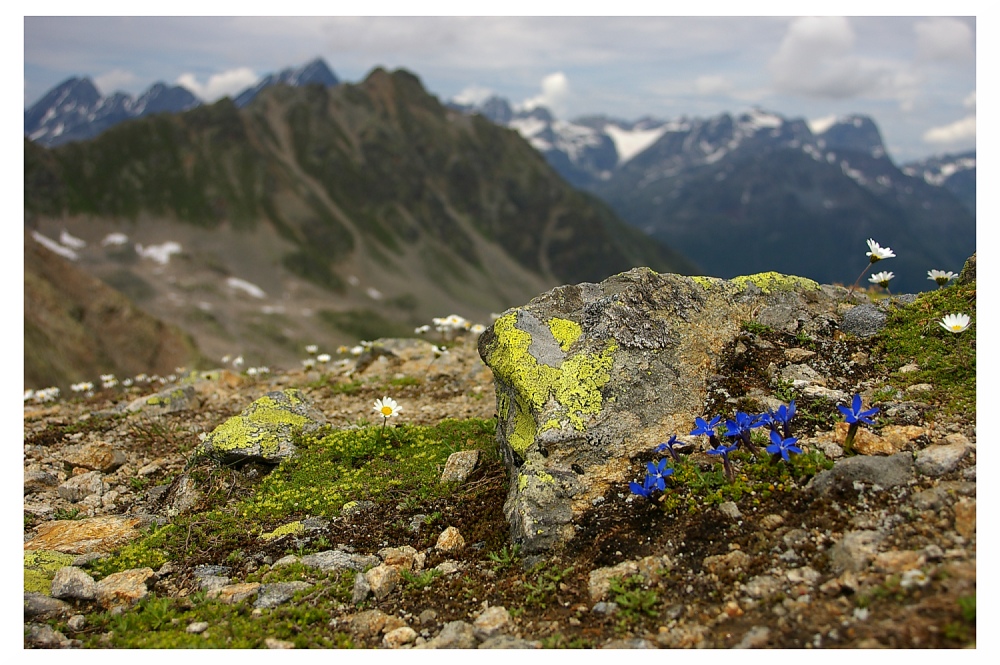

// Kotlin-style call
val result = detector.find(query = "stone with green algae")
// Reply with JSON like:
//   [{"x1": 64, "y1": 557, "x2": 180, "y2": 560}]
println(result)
[{"x1": 194, "y1": 389, "x2": 326, "y2": 465}]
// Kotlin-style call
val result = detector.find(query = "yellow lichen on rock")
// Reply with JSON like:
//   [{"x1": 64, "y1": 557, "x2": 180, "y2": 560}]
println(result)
[
  {"x1": 260, "y1": 521, "x2": 305, "y2": 541},
  {"x1": 485, "y1": 313, "x2": 617, "y2": 454},
  {"x1": 24, "y1": 550, "x2": 76, "y2": 595},
  {"x1": 691, "y1": 272, "x2": 819, "y2": 294},
  {"x1": 548, "y1": 317, "x2": 582, "y2": 352}
]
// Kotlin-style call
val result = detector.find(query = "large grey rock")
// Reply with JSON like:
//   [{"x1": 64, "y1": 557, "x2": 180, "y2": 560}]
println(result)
[
  {"x1": 300, "y1": 549, "x2": 379, "y2": 572},
  {"x1": 809, "y1": 453, "x2": 915, "y2": 494},
  {"x1": 840, "y1": 304, "x2": 887, "y2": 339},
  {"x1": 915, "y1": 442, "x2": 971, "y2": 477},
  {"x1": 478, "y1": 267, "x2": 836, "y2": 552},
  {"x1": 193, "y1": 389, "x2": 326, "y2": 465}
]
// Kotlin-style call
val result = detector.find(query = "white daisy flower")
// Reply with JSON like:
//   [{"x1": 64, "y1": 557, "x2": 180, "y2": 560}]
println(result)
[
  {"x1": 373, "y1": 396, "x2": 401, "y2": 419},
  {"x1": 939, "y1": 313, "x2": 971, "y2": 333},
  {"x1": 869, "y1": 271, "x2": 894, "y2": 287},
  {"x1": 317, "y1": 353, "x2": 331, "y2": 363},
  {"x1": 305, "y1": 344, "x2": 319, "y2": 355},
  {"x1": 927, "y1": 270, "x2": 958, "y2": 287},
  {"x1": 865, "y1": 238, "x2": 895, "y2": 262}
]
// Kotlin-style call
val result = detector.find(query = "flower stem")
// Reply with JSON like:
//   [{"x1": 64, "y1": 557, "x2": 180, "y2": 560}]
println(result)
[
  {"x1": 847, "y1": 263, "x2": 873, "y2": 299},
  {"x1": 843, "y1": 422, "x2": 859, "y2": 455}
]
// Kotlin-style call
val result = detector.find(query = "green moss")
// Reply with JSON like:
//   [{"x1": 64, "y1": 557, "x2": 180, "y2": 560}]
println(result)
[
  {"x1": 24, "y1": 550, "x2": 76, "y2": 595},
  {"x1": 873, "y1": 281, "x2": 976, "y2": 419},
  {"x1": 261, "y1": 521, "x2": 305, "y2": 541},
  {"x1": 548, "y1": 317, "x2": 582, "y2": 352}
]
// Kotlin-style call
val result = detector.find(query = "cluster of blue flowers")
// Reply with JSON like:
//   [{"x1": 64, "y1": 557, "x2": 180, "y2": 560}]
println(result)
[{"x1": 630, "y1": 394, "x2": 880, "y2": 498}]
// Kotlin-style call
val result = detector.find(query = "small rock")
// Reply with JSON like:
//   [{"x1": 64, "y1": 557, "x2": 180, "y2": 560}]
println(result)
[
  {"x1": 254, "y1": 581, "x2": 311, "y2": 609},
  {"x1": 300, "y1": 549, "x2": 379, "y2": 572},
  {"x1": 718, "y1": 501, "x2": 741, "y2": 520},
  {"x1": 829, "y1": 530, "x2": 885, "y2": 573},
  {"x1": 62, "y1": 441, "x2": 127, "y2": 474},
  {"x1": 50, "y1": 566, "x2": 97, "y2": 600},
  {"x1": 473, "y1": 605, "x2": 511, "y2": 640},
  {"x1": 383, "y1": 626, "x2": 418, "y2": 649},
  {"x1": 742, "y1": 574, "x2": 782, "y2": 599},
  {"x1": 873, "y1": 550, "x2": 925, "y2": 573},
  {"x1": 265, "y1": 638, "x2": 295, "y2": 649},
  {"x1": 943, "y1": 433, "x2": 972, "y2": 447},
  {"x1": 348, "y1": 609, "x2": 392, "y2": 637},
  {"x1": 702, "y1": 549, "x2": 750, "y2": 577},
  {"x1": 434, "y1": 560, "x2": 462, "y2": 575},
  {"x1": 418, "y1": 609, "x2": 438, "y2": 625},
  {"x1": 352, "y1": 570, "x2": 371, "y2": 604},
  {"x1": 801, "y1": 385, "x2": 850, "y2": 403},
  {"x1": 840, "y1": 304, "x2": 887, "y2": 338},
  {"x1": 25, "y1": 515, "x2": 144, "y2": 554},
  {"x1": 207, "y1": 582, "x2": 260, "y2": 605},
  {"x1": 784, "y1": 348, "x2": 816, "y2": 362},
  {"x1": 420, "y1": 620, "x2": 478, "y2": 649},
  {"x1": 272, "y1": 554, "x2": 299, "y2": 567},
  {"x1": 440, "y1": 449, "x2": 479, "y2": 483},
  {"x1": 66, "y1": 614, "x2": 86, "y2": 631},
  {"x1": 879, "y1": 425, "x2": 927, "y2": 452},
  {"x1": 898, "y1": 363, "x2": 919, "y2": 373},
  {"x1": 95, "y1": 567, "x2": 156, "y2": 610},
  {"x1": 24, "y1": 470, "x2": 59, "y2": 495},
  {"x1": 478, "y1": 635, "x2": 542, "y2": 649},
  {"x1": 365, "y1": 564, "x2": 400, "y2": 601},
  {"x1": 601, "y1": 638, "x2": 656, "y2": 648},
  {"x1": 916, "y1": 442, "x2": 970, "y2": 477},
  {"x1": 57, "y1": 470, "x2": 104, "y2": 503},
  {"x1": 435, "y1": 526, "x2": 465, "y2": 552},
  {"x1": 592, "y1": 601, "x2": 618, "y2": 615},
  {"x1": 786, "y1": 566, "x2": 821, "y2": 585},
  {"x1": 953, "y1": 498, "x2": 976, "y2": 539},
  {"x1": 735, "y1": 626, "x2": 771, "y2": 649},
  {"x1": 759, "y1": 514, "x2": 784, "y2": 530},
  {"x1": 24, "y1": 623, "x2": 73, "y2": 648},
  {"x1": 341, "y1": 500, "x2": 375, "y2": 517},
  {"x1": 906, "y1": 383, "x2": 934, "y2": 393},
  {"x1": 24, "y1": 592, "x2": 72, "y2": 620},
  {"x1": 187, "y1": 621, "x2": 209, "y2": 634},
  {"x1": 379, "y1": 545, "x2": 422, "y2": 572}
]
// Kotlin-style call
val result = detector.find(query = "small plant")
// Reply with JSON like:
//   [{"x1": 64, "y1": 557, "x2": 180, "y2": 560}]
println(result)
[
  {"x1": 629, "y1": 458, "x2": 674, "y2": 498},
  {"x1": 488, "y1": 544, "x2": 522, "y2": 572},
  {"x1": 523, "y1": 563, "x2": 574, "y2": 609},
  {"x1": 609, "y1": 575, "x2": 660, "y2": 619},
  {"x1": 53, "y1": 507, "x2": 84, "y2": 521},
  {"x1": 740, "y1": 320, "x2": 773, "y2": 335},
  {"x1": 400, "y1": 568, "x2": 442, "y2": 591},
  {"x1": 706, "y1": 443, "x2": 738, "y2": 482}
]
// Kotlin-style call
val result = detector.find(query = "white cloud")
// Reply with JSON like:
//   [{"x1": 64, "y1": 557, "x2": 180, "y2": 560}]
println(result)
[
  {"x1": 94, "y1": 69, "x2": 138, "y2": 96},
  {"x1": 175, "y1": 67, "x2": 258, "y2": 102},
  {"x1": 964, "y1": 90, "x2": 976, "y2": 111},
  {"x1": 520, "y1": 72, "x2": 570, "y2": 116},
  {"x1": 451, "y1": 84, "x2": 495, "y2": 106},
  {"x1": 915, "y1": 18, "x2": 974, "y2": 63},
  {"x1": 694, "y1": 75, "x2": 732, "y2": 96},
  {"x1": 769, "y1": 17, "x2": 888, "y2": 99},
  {"x1": 923, "y1": 115, "x2": 976, "y2": 144}
]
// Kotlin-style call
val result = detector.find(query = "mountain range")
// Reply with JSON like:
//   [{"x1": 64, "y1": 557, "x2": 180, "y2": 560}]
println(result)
[
  {"x1": 24, "y1": 66, "x2": 692, "y2": 389},
  {"x1": 453, "y1": 96, "x2": 976, "y2": 294}
]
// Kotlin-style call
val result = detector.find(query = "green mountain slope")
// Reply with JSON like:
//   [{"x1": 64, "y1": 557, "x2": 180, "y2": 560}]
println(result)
[{"x1": 25, "y1": 69, "x2": 696, "y2": 375}]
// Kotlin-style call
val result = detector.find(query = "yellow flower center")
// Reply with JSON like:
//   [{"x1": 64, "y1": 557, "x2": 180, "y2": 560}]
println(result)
[
  {"x1": 950, "y1": 325, "x2": 963, "y2": 332},
  {"x1": 381, "y1": 406, "x2": 394, "y2": 416}
]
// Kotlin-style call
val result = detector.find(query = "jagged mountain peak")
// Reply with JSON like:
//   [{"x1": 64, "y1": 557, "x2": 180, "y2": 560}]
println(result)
[{"x1": 232, "y1": 56, "x2": 339, "y2": 108}]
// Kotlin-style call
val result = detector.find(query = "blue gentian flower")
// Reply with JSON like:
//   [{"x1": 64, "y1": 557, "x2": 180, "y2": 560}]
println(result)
[
  {"x1": 766, "y1": 430, "x2": 803, "y2": 462},
  {"x1": 724, "y1": 411, "x2": 764, "y2": 453},
  {"x1": 655, "y1": 435, "x2": 683, "y2": 461},
  {"x1": 645, "y1": 458, "x2": 674, "y2": 490},
  {"x1": 628, "y1": 476, "x2": 656, "y2": 498},
  {"x1": 690, "y1": 416, "x2": 721, "y2": 438},
  {"x1": 766, "y1": 401, "x2": 796, "y2": 438},
  {"x1": 838, "y1": 394, "x2": 878, "y2": 455},
  {"x1": 838, "y1": 394, "x2": 879, "y2": 425}
]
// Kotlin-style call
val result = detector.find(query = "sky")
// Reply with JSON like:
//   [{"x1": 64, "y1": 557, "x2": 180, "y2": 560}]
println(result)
[{"x1": 21, "y1": 11, "x2": 980, "y2": 164}]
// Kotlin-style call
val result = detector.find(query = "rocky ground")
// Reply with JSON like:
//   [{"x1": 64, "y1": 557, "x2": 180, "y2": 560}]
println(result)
[{"x1": 23, "y1": 297, "x2": 977, "y2": 649}]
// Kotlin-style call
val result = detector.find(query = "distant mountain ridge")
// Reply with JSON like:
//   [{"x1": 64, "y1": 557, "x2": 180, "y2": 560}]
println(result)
[
  {"x1": 24, "y1": 67, "x2": 694, "y2": 380},
  {"x1": 24, "y1": 58, "x2": 339, "y2": 148},
  {"x1": 454, "y1": 97, "x2": 975, "y2": 293}
]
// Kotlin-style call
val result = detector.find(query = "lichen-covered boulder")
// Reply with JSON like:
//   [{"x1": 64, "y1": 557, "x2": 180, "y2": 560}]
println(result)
[
  {"x1": 478, "y1": 267, "x2": 840, "y2": 552},
  {"x1": 194, "y1": 389, "x2": 325, "y2": 465}
]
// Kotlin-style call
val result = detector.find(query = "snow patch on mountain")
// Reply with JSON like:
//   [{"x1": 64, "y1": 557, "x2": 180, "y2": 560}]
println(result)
[
  {"x1": 227, "y1": 277, "x2": 267, "y2": 299},
  {"x1": 136, "y1": 242, "x2": 182, "y2": 265},
  {"x1": 604, "y1": 124, "x2": 668, "y2": 165}
]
